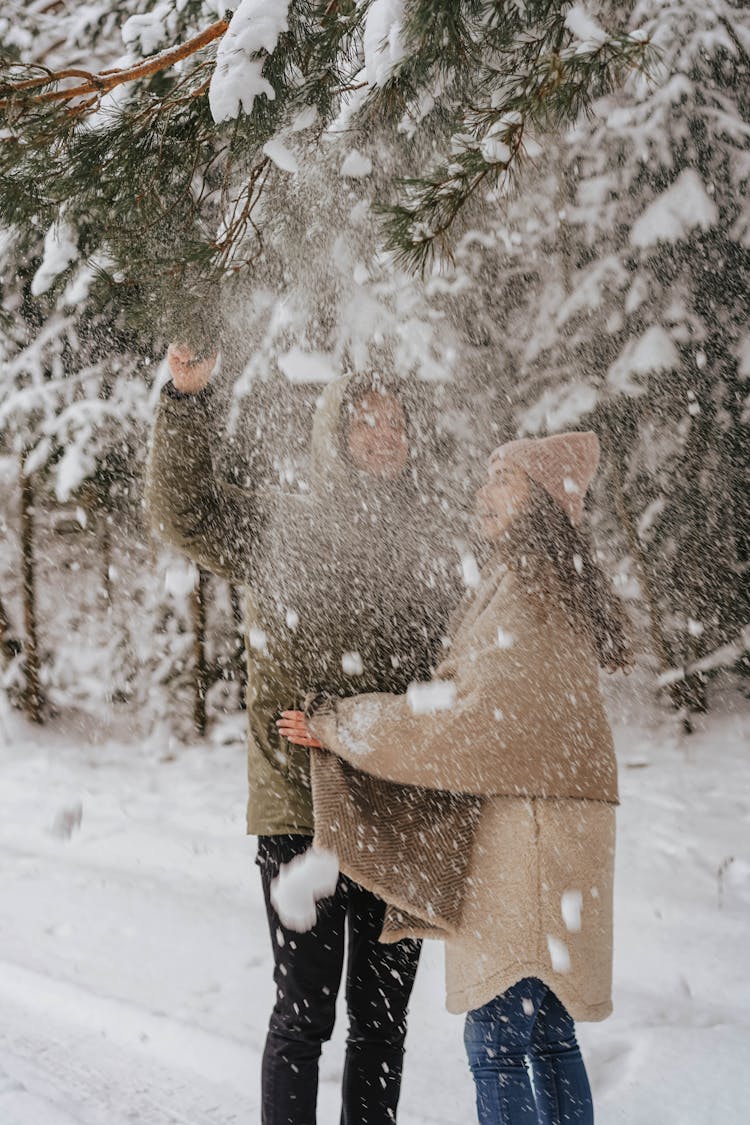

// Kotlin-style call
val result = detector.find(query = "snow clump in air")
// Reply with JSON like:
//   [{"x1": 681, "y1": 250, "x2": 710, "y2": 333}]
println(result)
[
  {"x1": 561, "y1": 889, "x2": 583, "y2": 933},
  {"x1": 496, "y1": 627, "x2": 515, "y2": 650},
  {"x1": 461, "y1": 552, "x2": 481, "y2": 590},
  {"x1": 248, "y1": 627, "x2": 268, "y2": 652},
  {"x1": 271, "y1": 848, "x2": 340, "y2": 932},
  {"x1": 519, "y1": 383, "x2": 599, "y2": 435},
  {"x1": 340, "y1": 150, "x2": 373, "y2": 178},
  {"x1": 407, "y1": 680, "x2": 457, "y2": 715},
  {"x1": 209, "y1": 0, "x2": 290, "y2": 123},
  {"x1": 262, "y1": 138, "x2": 299, "y2": 174},
  {"x1": 278, "y1": 347, "x2": 337, "y2": 384},
  {"x1": 547, "y1": 934, "x2": 571, "y2": 973},
  {"x1": 289, "y1": 105, "x2": 318, "y2": 132},
  {"x1": 164, "y1": 559, "x2": 198, "y2": 598},
  {"x1": 342, "y1": 651, "x2": 365, "y2": 676}
]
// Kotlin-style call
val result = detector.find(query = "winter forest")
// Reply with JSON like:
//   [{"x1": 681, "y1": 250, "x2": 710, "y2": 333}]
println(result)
[{"x1": 0, "y1": 1, "x2": 748, "y2": 1123}]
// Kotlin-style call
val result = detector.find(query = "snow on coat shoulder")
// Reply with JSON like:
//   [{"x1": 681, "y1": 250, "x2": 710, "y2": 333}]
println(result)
[{"x1": 333, "y1": 679, "x2": 457, "y2": 758}]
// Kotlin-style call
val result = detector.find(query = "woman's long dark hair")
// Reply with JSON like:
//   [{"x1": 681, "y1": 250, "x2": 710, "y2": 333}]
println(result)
[{"x1": 497, "y1": 480, "x2": 633, "y2": 674}]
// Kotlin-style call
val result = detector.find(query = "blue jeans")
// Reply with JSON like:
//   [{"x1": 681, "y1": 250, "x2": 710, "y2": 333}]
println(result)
[{"x1": 464, "y1": 978, "x2": 593, "y2": 1125}]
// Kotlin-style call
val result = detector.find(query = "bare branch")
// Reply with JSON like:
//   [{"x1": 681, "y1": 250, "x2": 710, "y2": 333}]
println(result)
[{"x1": 0, "y1": 18, "x2": 228, "y2": 111}]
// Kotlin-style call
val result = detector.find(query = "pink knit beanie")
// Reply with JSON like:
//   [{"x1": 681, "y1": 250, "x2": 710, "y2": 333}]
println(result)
[{"x1": 489, "y1": 431, "x2": 601, "y2": 526}]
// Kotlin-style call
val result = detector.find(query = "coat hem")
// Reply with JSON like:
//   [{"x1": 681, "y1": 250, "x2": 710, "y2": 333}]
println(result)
[
  {"x1": 246, "y1": 792, "x2": 314, "y2": 838},
  {"x1": 447, "y1": 963, "x2": 612, "y2": 1023},
  {"x1": 246, "y1": 821, "x2": 314, "y2": 837}
]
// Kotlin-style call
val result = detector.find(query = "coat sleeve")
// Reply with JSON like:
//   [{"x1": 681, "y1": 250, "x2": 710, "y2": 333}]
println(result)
[
  {"x1": 144, "y1": 383, "x2": 260, "y2": 583},
  {"x1": 307, "y1": 592, "x2": 544, "y2": 798}
]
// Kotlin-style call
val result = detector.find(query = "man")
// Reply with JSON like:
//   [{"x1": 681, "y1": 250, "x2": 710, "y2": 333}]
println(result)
[{"x1": 145, "y1": 344, "x2": 465, "y2": 1123}]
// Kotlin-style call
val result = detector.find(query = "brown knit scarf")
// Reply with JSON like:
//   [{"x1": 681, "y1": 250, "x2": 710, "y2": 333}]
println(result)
[{"x1": 311, "y1": 750, "x2": 482, "y2": 942}]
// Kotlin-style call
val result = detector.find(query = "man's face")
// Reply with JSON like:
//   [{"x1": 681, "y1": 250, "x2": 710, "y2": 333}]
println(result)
[{"x1": 346, "y1": 390, "x2": 409, "y2": 480}]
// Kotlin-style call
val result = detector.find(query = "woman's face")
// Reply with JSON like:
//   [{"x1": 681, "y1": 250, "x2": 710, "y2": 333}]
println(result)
[
  {"x1": 346, "y1": 390, "x2": 409, "y2": 480},
  {"x1": 475, "y1": 463, "x2": 530, "y2": 539}
]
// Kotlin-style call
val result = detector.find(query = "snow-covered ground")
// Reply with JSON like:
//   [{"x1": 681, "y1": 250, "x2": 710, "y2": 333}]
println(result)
[{"x1": 1, "y1": 690, "x2": 748, "y2": 1124}]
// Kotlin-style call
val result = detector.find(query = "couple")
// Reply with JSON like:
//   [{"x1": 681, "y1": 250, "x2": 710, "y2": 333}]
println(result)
[{"x1": 146, "y1": 344, "x2": 630, "y2": 1124}]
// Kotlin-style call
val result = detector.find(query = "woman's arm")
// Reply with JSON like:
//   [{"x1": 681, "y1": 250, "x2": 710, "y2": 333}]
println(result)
[
  {"x1": 302, "y1": 652, "x2": 532, "y2": 797},
  {"x1": 278, "y1": 573, "x2": 533, "y2": 795},
  {"x1": 297, "y1": 604, "x2": 617, "y2": 803}
]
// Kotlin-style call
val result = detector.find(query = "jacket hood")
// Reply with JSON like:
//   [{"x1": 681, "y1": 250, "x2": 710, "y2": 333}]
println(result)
[
  {"x1": 309, "y1": 371, "x2": 418, "y2": 497},
  {"x1": 308, "y1": 370, "x2": 455, "y2": 505},
  {"x1": 309, "y1": 375, "x2": 354, "y2": 495},
  {"x1": 250, "y1": 371, "x2": 468, "y2": 698}
]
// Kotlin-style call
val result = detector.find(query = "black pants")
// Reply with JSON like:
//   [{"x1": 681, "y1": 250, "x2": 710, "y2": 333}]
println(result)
[{"x1": 257, "y1": 834, "x2": 422, "y2": 1125}]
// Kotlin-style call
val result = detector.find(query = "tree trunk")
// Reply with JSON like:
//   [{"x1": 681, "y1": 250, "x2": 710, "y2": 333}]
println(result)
[
  {"x1": 0, "y1": 592, "x2": 19, "y2": 664},
  {"x1": 556, "y1": 165, "x2": 576, "y2": 297},
  {"x1": 101, "y1": 514, "x2": 112, "y2": 605},
  {"x1": 230, "y1": 583, "x2": 247, "y2": 710},
  {"x1": 20, "y1": 459, "x2": 42, "y2": 723},
  {"x1": 191, "y1": 566, "x2": 207, "y2": 736}
]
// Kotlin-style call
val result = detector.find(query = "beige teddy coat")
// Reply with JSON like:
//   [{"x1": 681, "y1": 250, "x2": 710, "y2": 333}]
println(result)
[{"x1": 309, "y1": 556, "x2": 618, "y2": 1021}]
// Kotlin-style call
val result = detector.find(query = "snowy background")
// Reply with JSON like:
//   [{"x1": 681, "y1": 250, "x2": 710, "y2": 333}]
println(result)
[
  {"x1": 1, "y1": 683, "x2": 748, "y2": 1125},
  {"x1": 2, "y1": 2, "x2": 750, "y2": 1122}
]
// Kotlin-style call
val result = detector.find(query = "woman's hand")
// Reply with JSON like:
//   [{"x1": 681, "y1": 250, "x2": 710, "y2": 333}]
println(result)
[
  {"x1": 167, "y1": 343, "x2": 218, "y2": 395},
  {"x1": 276, "y1": 710, "x2": 324, "y2": 749}
]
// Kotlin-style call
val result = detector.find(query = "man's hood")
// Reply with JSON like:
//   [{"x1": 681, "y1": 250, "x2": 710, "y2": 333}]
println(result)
[
  {"x1": 308, "y1": 371, "x2": 440, "y2": 502},
  {"x1": 309, "y1": 374, "x2": 354, "y2": 496},
  {"x1": 251, "y1": 371, "x2": 469, "y2": 697}
]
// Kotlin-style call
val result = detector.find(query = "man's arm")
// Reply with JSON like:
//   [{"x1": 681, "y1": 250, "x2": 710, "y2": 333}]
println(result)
[{"x1": 144, "y1": 348, "x2": 260, "y2": 583}]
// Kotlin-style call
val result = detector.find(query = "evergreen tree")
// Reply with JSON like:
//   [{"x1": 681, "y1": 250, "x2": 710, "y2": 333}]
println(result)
[
  {"x1": 1, "y1": 1, "x2": 652, "y2": 333},
  {"x1": 478, "y1": 0, "x2": 750, "y2": 713},
  {"x1": 3, "y1": 0, "x2": 747, "y2": 732}
]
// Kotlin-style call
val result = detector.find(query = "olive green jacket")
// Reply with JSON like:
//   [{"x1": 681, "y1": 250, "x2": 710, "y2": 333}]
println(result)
[
  {"x1": 145, "y1": 376, "x2": 460, "y2": 836},
  {"x1": 148, "y1": 375, "x2": 427, "y2": 837},
  {"x1": 145, "y1": 381, "x2": 316, "y2": 835}
]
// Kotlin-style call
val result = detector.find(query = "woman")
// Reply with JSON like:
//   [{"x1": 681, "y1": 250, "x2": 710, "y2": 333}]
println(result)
[{"x1": 278, "y1": 430, "x2": 632, "y2": 1125}]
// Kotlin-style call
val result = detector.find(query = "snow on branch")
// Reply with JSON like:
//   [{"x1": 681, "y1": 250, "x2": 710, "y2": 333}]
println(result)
[
  {"x1": 631, "y1": 169, "x2": 719, "y2": 248},
  {"x1": 381, "y1": 19, "x2": 654, "y2": 273},
  {"x1": 208, "y1": 0, "x2": 291, "y2": 123},
  {"x1": 0, "y1": 18, "x2": 229, "y2": 113}
]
